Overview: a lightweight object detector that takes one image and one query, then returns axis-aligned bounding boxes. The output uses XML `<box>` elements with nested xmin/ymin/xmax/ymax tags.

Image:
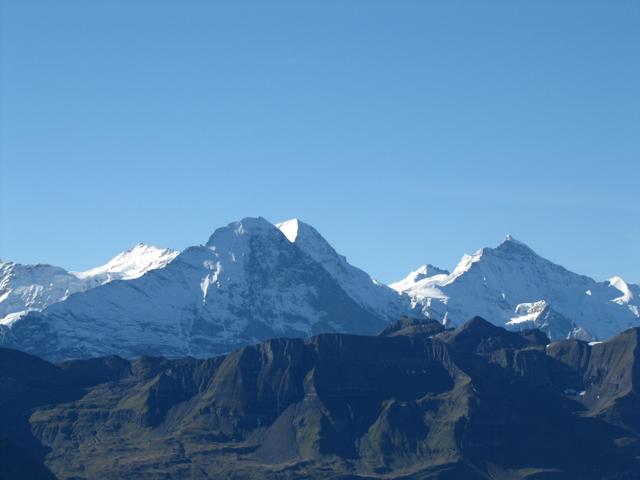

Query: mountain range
<box><xmin>391</xmin><ymin>235</ymin><xmax>639</xmax><ymax>340</ymax></box>
<box><xmin>1</xmin><ymin>217</ymin><xmax>638</xmax><ymax>361</ymax></box>
<box><xmin>0</xmin><ymin>218</ymin><xmax>413</xmax><ymax>361</ymax></box>
<box><xmin>391</xmin><ymin>236</ymin><xmax>640</xmax><ymax>340</ymax></box>
<box><xmin>2</xmin><ymin>316</ymin><xmax>639</xmax><ymax>479</ymax></box>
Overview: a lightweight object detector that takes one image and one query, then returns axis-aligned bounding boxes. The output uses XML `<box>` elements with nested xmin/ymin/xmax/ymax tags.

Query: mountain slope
<box><xmin>73</xmin><ymin>243</ymin><xmax>178</xmax><ymax>282</ymax></box>
<box><xmin>392</xmin><ymin>236</ymin><xmax>640</xmax><ymax>340</ymax></box>
<box><xmin>1</xmin><ymin>218</ymin><xmax>413</xmax><ymax>361</ymax></box>
<box><xmin>0</xmin><ymin>244</ymin><xmax>177</xmax><ymax>325</ymax></box>
<box><xmin>0</xmin><ymin>263</ymin><xmax>85</xmax><ymax>326</ymax></box>
<box><xmin>1</xmin><ymin>319</ymin><xmax>639</xmax><ymax>479</ymax></box>
<box><xmin>276</xmin><ymin>218</ymin><xmax>411</xmax><ymax>322</ymax></box>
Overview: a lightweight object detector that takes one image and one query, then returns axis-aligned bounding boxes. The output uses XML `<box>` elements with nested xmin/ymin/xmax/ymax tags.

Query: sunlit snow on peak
<box><xmin>74</xmin><ymin>243</ymin><xmax>178</xmax><ymax>281</ymax></box>
<box><xmin>276</xmin><ymin>218</ymin><xmax>300</xmax><ymax>243</ymax></box>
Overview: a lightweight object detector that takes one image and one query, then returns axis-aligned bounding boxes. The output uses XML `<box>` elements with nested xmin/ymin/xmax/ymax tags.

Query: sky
<box><xmin>1</xmin><ymin>0</ymin><xmax>638</xmax><ymax>284</ymax></box>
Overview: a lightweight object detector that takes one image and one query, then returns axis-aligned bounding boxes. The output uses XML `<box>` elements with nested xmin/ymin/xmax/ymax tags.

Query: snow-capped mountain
<box><xmin>1</xmin><ymin>217</ymin><xmax>414</xmax><ymax>361</ymax></box>
<box><xmin>391</xmin><ymin>235</ymin><xmax>640</xmax><ymax>340</ymax></box>
<box><xmin>0</xmin><ymin>244</ymin><xmax>178</xmax><ymax>325</ymax></box>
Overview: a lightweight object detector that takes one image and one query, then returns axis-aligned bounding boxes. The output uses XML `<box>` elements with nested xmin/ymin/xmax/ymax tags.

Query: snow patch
<box><xmin>276</xmin><ymin>218</ymin><xmax>300</xmax><ymax>243</ymax></box>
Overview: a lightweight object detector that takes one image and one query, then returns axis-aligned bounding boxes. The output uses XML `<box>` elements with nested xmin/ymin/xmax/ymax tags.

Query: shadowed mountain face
<box><xmin>1</xmin><ymin>318</ymin><xmax>640</xmax><ymax>479</ymax></box>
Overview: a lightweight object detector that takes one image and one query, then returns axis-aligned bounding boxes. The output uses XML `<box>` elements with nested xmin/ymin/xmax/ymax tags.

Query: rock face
<box><xmin>1</xmin><ymin>319</ymin><xmax>640</xmax><ymax>479</ymax></box>
<box><xmin>378</xmin><ymin>316</ymin><xmax>446</xmax><ymax>338</ymax></box>
<box><xmin>1</xmin><ymin>218</ymin><xmax>414</xmax><ymax>361</ymax></box>
<box><xmin>392</xmin><ymin>236</ymin><xmax>640</xmax><ymax>340</ymax></box>
<box><xmin>276</xmin><ymin>219</ymin><xmax>411</xmax><ymax>323</ymax></box>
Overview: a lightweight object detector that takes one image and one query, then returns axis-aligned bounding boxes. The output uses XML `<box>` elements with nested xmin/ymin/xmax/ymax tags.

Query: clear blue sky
<box><xmin>1</xmin><ymin>0</ymin><xmax>638</xmax><ymax>284</ymax></box>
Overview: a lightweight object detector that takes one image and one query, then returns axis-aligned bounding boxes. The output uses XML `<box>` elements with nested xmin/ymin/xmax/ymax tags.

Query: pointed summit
<box><xmin>413</xmin><ymin>264</ymin><xmax>450</xmax><ymax>280</ymax></box>
<box><xmin>461</xmin><ymin>315</ymin><xmax>501</xmax><ymax>333</ymax></box>
<box><xmin>441</xmin><ymin>315</ymin><xmax>549</xmax><ymax>353</ymax></box>
<box><xmin>495</xmin><ymin>234</ymin><xmax>535</xmax><ymax>255</ymax></box>
<box><xmin>205</xmin><ymin>217</ymin><xmax>278</xmax><ymax>248</ymax></box>
<box><xmin>390</xmin><ymin>264</ymin><xmax>449</xmax><ymax>292</ymax></box>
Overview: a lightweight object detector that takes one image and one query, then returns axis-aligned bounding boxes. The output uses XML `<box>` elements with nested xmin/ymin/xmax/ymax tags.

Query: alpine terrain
<box><xmin>1</xmin><ymin>219</ymin><xmax>637</xmax><ymax>362</ymax></box>
<box><xmin>1</xmin><ymin>317</ymin><xmax>639</xmax><ymax>479</ymax></box>
<box><xmin>0</xmin><ymin>218</ymin><xmax>414</xmax><ymax>361</ymax></box>
<box><xmin>0</xmin><ymin>244</ymin><xmax>178</xmax><ymax>325</ymax></box>
<box><xmin>392</xmin><ymin>236</ymin><xmax>640</xmax><ymax>341</ymax></box>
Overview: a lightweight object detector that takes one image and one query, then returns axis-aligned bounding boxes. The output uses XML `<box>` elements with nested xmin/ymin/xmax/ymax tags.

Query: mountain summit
<box><xmin>73</xmin><ymin>243</ymin><xmax>178</xmax><ymax>282</ymax></box>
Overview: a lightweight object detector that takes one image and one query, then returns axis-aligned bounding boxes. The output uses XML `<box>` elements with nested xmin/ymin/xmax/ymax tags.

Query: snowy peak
<box><xmin>412</xmin><ymin>264</ymin><xmax>450</xmax><ymax>281</ymax></box>
<box><xmin>206</xmin><ymin>216</ymin><xmax>277</xmax><ymax>248</ymax></box>
<box><xmin>199</xmin><ymin>217</ymin><xmax>297</xmax><ymax>288</ymax></box>
<box><xmin>451</xmin><ymin>235</ymin><xmax>536</xmax><ymax>277</ymax></box>
<box><xmin>499</xmin><ymin>234</ymin><xmax>532</xmax><ymax>250</ymax></box>
<box><xmin>494</xmin><ymin>234</ymin><xmax>538</xmax><ymax>258</ymax></box>
<box><xmin>74</xmin><ymin>243</ymin><xmax>178</xmax><ymax>282</ymax></box>
<box><xmin>444</xmin><ymin>238</ymin><xmax>529</xmax><ymax>280</ymax></box>
<box><xmin>449</xmin><ymin>236</ymin><xmax>537</xmax><ymax>276</ymax></box>
<box><xmin>454</xmin><ymin>235</ymin><xmax>560</xmax><ymax>285</ymax></box>
<box><xmin>389</xmin><ymin>264</ymin><xmax>449</xmax><ymax>292</ymax></box>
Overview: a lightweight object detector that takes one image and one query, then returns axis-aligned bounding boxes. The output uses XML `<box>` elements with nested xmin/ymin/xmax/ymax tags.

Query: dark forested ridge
<box><xmin>1</xmin><ymin>317</ymin><xmax>639</xmax><ymax>479</ymax></box>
